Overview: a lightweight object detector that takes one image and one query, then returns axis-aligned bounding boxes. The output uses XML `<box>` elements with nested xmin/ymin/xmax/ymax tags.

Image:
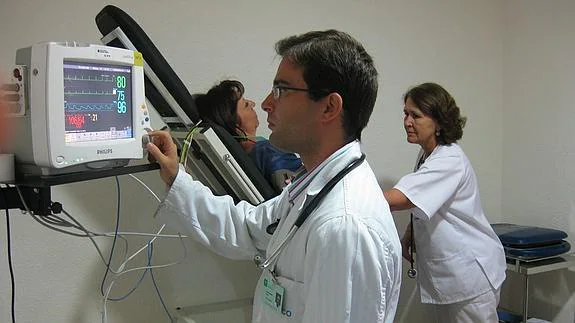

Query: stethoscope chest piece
<box><xmin>407</xmin><ymin>268</ymin><xmax>417</xmax><ymax>279</ymax></box>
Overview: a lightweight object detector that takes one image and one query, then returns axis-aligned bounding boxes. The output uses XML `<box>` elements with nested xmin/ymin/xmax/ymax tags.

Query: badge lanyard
<box><xmin>254</xmin><ymin>154</ymin><xmax>366</xmax><ymax>271</ymax></box>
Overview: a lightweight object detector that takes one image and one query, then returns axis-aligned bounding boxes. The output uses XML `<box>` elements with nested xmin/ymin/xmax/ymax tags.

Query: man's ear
<box><xmin>320</xmin><ymin>92</ymin><xmax>343</xmax><ymax>123</ymax></box>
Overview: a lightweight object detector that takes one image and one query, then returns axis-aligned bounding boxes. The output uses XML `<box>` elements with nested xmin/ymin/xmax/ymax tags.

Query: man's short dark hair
<box><xmin>275</xmin><ymin>30</ymin><xmax>378</xmax><ymax>142</ymax></box>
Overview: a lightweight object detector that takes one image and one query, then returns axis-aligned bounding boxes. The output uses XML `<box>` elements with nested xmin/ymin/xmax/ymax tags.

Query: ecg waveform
<box><xmin>64</xmin><ymin>74</ymin><xmax>115</xmax><ymax>83</ymax></box>
<box><xmin>65</xmin><ymin>102</ymin><xmax>115</xmax><ymax>111</ymax></box>
<box><xmin>64</xmin><ymin>90</ymin><xmax>115</xmax><ymax>96</ymax></box>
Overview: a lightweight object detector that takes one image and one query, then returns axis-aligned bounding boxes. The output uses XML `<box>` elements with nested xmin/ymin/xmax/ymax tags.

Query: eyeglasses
<box><xmin>271</xmin><ymin>85</ymin><xmax>329</xmax><ymax>100</ymax></box>
<box><xmin>271</xmin><ymin>85</ymin><xmax>311</xmax><ymax>100</ymax></box>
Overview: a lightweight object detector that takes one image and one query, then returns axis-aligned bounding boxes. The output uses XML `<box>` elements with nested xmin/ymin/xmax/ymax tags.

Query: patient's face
<box><xmin>236</xmin><ymin>97</ymin><xmax>259</xmax><ymax>136</ymax></box>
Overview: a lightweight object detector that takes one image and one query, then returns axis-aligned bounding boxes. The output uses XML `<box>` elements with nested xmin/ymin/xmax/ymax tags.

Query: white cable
<box><xmin>10</xmin><ymin>179</ymin><xmax>182</xmax><ymax>323</ymax></box>
<box><xmin>16</xmin><ymin>184</ymin><xmax>184</xmax><ymax>265</ymax></box>
<box><xmin>102</xmin><ymin>232</ymin><xmax>186</xmax><ymax>323</ymax></box>
<box><xmin>115</xmin><ymin>224</ymin><xmax>165</xmax><ymax>273</ymax></box>
<box><xmin>113</xmin><ymin>258</ymin><xmax>185</xmax><ymax>276</ymax></box>
<box><xmin>112</xmin><ymin>232</ymin><xmax>186</xmax><ymax>283</ymax></box>
<box><xmin>15</xmin><ymin>183</ymin><xmax>181</xmax><ymax>269</ymax></box>
<box><xmin>60</xmin><ymin>208</ymin><xmax>129</xmax><ymax>271</ymax></box>
<box><xmin>101</xmin><ymin>231</ymin><xmax>188</xmax><ymax>238</ymax></box>
<box><xmin>127</xmin><ymin>174</ymin><xmax>161</xmax><ymax>202</ymax></box>
<box><xmin>102</xmin><ymin>223</ymin><xmax>167</xmax><ymax>316</ymax></box>
<box><xmin>90</xmin><ymin>235</ymin><xmax>129</xmax><ymax>272</ymax></box>
<box><xmin>114</xmin><ymin>246</ymin><xmax>186</xmax><ymax>276</ymax></box>
<box><xmin>14</xmin><ymin>186</ymin><xmax>94</xmax><ymax>237</ymax></box>
<box><xmin>15</xmin><ymin>185</ymin><xmax>132</xmax><ymax>273</ymax></box>
<box><xmin>13</xmin><ymin>178</ymin><xmax>185</xmax><ymax>323</ymax></box>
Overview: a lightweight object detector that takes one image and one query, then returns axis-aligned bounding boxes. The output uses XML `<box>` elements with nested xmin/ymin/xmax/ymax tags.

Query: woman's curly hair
<box><xmin>404</xmin><ymin>82</ymin><xmax>467</xmax><ymax>145</ymax></box>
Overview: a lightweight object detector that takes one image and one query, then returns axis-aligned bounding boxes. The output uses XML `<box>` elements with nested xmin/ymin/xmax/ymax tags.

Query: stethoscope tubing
<box><xmin>258</xmin><ymin>226</ymin><xmax>297</xmax><ymax>269</ymax></box>
<box><xmin>255</xmin><ymin>154</ymin><xmax>366</xmax><ymax>271</ymax></box>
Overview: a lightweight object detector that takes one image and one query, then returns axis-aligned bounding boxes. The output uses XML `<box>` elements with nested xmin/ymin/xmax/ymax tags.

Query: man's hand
<box><xmin>146</xmin><ymin>130</ymin><xmax>179</xmax><ymax>187</ymax></box>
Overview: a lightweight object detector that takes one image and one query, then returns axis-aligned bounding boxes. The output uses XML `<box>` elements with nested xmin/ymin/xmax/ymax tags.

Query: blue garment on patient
<box><xmin>248</xmin><ymin>139</ymin><xmax>302</xmax><ymax>191</ymax></box>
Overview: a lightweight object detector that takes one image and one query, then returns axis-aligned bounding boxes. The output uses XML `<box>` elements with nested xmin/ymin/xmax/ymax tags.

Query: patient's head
<box><xmin>196</xmin><ymin>80</ymin><xmax>259</xmax><ymax>142</ymax></box>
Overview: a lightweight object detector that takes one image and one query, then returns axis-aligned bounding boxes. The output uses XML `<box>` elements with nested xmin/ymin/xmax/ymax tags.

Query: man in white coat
<box><xmin>147</xmin><ymin>29</ymin><xmax>402</xmax><ymax>323</ymax></box>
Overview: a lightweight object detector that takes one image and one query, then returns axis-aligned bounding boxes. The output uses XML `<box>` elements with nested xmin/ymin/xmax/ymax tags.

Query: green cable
<box><xmin>179</xmin><ymin>126</ymin><xmax>201</xmax><ymax>164</ymax></box>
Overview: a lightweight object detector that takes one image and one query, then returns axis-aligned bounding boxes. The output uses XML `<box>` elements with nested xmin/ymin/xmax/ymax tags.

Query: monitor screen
<box><xmin>64</xmin><ymin>61</ymin><xmax>133</xmax><ymax>143</ymax></box>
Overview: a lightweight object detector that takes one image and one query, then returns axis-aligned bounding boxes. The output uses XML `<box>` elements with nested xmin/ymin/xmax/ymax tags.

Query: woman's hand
<box><xmin>401</xmin><ymin>223</ymin><xmax>413</xmax><ymax>262</ymax></box>
<box><xmin>146</xmin><ymin>130</ymin><xmax>179</xmax><ymax>187</ymax></box>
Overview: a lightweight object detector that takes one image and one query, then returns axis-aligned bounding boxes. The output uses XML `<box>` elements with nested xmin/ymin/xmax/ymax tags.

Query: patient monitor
<box><xmin>8</xmin><ymin>42</ymin><xmax>149</xmax><ymax>175</ymax></box>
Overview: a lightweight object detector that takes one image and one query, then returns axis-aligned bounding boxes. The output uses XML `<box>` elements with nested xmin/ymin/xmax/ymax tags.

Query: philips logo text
<box><xmin>97</xmin><ymin>149</ymin><xmax>113</xmax><ymax>155</ymax></box>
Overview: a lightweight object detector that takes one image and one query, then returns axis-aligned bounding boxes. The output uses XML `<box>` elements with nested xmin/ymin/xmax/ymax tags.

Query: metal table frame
<box><xmin>505</xmin><ymin>253</ymin><xmax>575</xmax><ymax>322</ymax></box>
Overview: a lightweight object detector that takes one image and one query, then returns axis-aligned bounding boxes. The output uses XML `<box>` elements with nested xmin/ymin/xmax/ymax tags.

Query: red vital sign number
<box><xmin>66</xmin><ymin>114</ymin><xmax>85</xmax><ymax>129</ymax></box>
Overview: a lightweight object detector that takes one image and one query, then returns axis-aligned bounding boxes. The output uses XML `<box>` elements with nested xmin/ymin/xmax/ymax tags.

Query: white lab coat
<box><xmin>394</xmin><ymin>144</ymin><xmax>506</xmax><ymax>304</ymax></box>
<box><xmin>155</xmin><ymin>141</ymin><xmax>402</xmax><ymax>322</ymax></box>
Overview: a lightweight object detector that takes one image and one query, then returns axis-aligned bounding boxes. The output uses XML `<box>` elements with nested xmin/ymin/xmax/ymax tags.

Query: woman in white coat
<box><xmin>384</xmin><ymin>82</ymin><xmax>506</xmax><ymax>323</ymax></box>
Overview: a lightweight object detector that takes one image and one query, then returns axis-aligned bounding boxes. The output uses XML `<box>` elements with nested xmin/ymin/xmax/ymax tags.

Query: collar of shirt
<box><xmin>415</xmin><ymin>144</ymin><xmax>453</xmax><ymax>172</ymax></box>
<box><xmin>287</xmin><ymin>141</ymin><xmax>362</xmax><ymax>203</ymax></box>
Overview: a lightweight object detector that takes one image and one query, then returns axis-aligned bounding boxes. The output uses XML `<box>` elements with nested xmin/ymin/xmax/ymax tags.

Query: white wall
<box><xmin>0</xmin><ymin>1</ymin><xmax>504</xmax><ymax>322</ymax></box>
<box><xmin>501</xmin><ymin>1</ymin><xmax>575</xmax><ymax>322</ymax></box>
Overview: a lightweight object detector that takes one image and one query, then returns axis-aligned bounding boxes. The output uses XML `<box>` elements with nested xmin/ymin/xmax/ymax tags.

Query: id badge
<box><xmin>262</xmin><ymin>272</ymin><xmax>285</xmax><ymax>313</ymax></box>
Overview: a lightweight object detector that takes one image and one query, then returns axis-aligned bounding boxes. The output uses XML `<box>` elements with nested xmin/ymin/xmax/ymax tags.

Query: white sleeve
<box><xmin>302</xmin><ymin>216</ymin><xmax>397</xmax><ymax>323</ymax></box>
<box><xmin>394</xmin><ymin>154</ymin><xmax>463</xmax><ymax>220</ymax></box>
<box><xmin>154</xmin><ymin>165</ymin><xmax>277</xmax><ymax>260</ymax></box>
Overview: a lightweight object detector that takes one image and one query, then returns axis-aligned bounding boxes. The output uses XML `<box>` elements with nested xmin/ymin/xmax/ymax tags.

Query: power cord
<box><xmin>5</xmin><ymin>209</ymin><xmax>16</xmax><ymax>323</ymax></box>
<box><xmin>100</xmin><ymin>176</ymin><xmax>121</xmax><ymax>297</ymax></box>
<box><xmin>1</xmin><ymin>186</ymin><xmax>16</xmax><ymax>323</ymax></box>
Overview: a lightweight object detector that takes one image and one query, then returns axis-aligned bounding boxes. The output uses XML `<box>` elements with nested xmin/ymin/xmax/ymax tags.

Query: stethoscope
<box><xmin>407</xmin><ymin>151</ymin><xmax>426</xmax><ymax>279</ymax></box>
<box><xmin>254</xmin><ymin>154</ymin><xmax>366</xmax><ymax>270</ymax></box>
<box><xmin>407</xmin><ymin>215</ymin><xmax>417</xmax><ymax>279</ymax></box>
